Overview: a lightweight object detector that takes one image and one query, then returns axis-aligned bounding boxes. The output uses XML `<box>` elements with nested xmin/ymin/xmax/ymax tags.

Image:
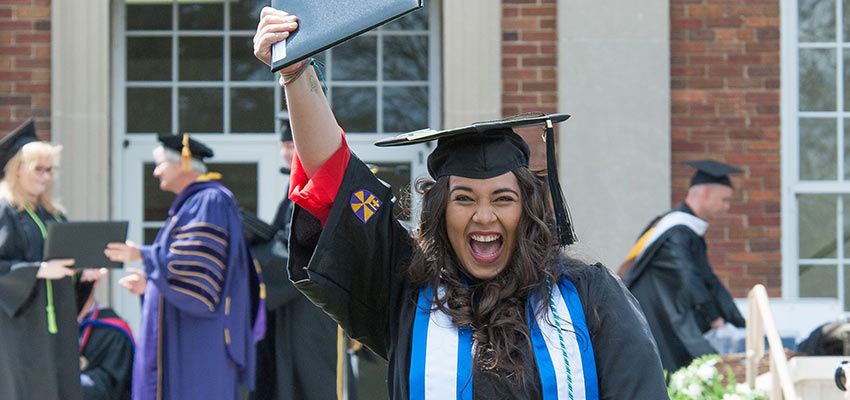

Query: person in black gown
<box><xmin>76</xmin><ymin>275</ymin><xmax>134</xmax><ymax>400</ymax></box>
<box><xmin>621</xmin><ymin>160</ymin><xmax>746</xmax><ymax>373</ymax></box>
<box><xmin>249</xmin><ymin>124</ymin><xmax>353</xmax><ymax>400</ymax></box>
<box><xmin>0</xmin><ymin>119</ymin><xmax>100</xmax><ymax>400</ymax></box>
<box><xmin>253</xmin><ymin>8</ymin><xmax>669</xmax><ymax>399</ymax></box>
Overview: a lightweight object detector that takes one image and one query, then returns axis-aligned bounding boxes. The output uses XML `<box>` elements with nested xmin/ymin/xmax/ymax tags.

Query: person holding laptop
<box><xmin>0</xmin><ymin>119</ymin><xmax>97</xmax><ymax>400</ymax></box>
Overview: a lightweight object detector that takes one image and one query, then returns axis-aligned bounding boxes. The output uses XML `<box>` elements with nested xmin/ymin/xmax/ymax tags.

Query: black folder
<box><xmin>270</xmin><ymin>0</ymin><xmax>423</xmax><ymax>72</ymax></box>
<box><xmin>239</xmin><ymin>208</ymin><xmax>276</xmax><ymax>244</ymax></box>
<box><xmin>44</xmin><ymin>221</ymin><xmax>129</xmax><ymax>269</ymax></box>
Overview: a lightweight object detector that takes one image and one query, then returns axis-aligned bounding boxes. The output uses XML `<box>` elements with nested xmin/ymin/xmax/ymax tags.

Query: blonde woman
<box><xmin>0</xmin><ymin>119</ymin><xmax>82</xmax><ymax>400</ymax></box>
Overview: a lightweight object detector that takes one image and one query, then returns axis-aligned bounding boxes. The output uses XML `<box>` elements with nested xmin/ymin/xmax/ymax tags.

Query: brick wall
<box><xmin>502</xmin><ymin>0</ymin><xmax>557</xmax><ymax>175</ymax></box>
<box><xmin>0</xmin><ymin>0</ymin><xmax>51</xmax><ymax>139</ymax></box>
<box><xmin>670</xmin><ymin>0</ymin><xmax>782</xmax><ymax>297</ymax></box>
<box><xmin>502</xmin><ymin>0</ymin><xmax>557</xmax><ymax>117</ymax></box>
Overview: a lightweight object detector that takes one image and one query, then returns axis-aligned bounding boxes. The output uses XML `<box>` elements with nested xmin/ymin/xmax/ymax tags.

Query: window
<box><xmin>116</xmin><ymin>0</ymin><xmax>439</xmax><ymax>225</ymax></box>
<box><xmin>784</xmin><ymin>0</ymin><xmax>850</xmax><ymax>308</ymax></box>
<box><xmin>122</xmin><ymin>0</ymin><xmax>285</xmax><ymax>135</ymax></box>
<box><xmin>311</xmin><ymin>4</ymin><xmax>436</xmax><ymax>135</ymax></box>
<box><xmin>121</xmin><ymin>0</ymin><xmax>438</xmax><ymax>137</ymax></box>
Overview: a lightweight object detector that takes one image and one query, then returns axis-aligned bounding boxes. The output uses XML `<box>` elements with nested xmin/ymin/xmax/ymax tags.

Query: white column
<box><xmin>51</xmin><ymin>0</ymin><xmax>112</xmax><ymax>302</ymax></box>
<box><xmin>558</xmin><ymin>0</ymin><xmax>671</xmax><ymax>268</ymax></box>
<box><xmin>51</xmin><ymin>0</ymin><xmax>111</xmax><ymax>219</ymax></box>
<box><xmin>442</xmin><ymin>0</ymin><xmax>501</xmax><ymax>127</ymax></box>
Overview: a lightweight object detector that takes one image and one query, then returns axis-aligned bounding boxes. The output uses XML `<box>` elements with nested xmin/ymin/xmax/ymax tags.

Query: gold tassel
<box><xmin>337</xmin><ymin>326</ymin><xmax>344</xmax><ymax>400</ymax></box>
<box><xmin>181</xmin><ymin>133</ymin><xmax>192</xmax><ymax>171</ymax></box>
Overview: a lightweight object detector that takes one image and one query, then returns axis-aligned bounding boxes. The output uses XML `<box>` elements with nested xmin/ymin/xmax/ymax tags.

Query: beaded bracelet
<box><xmin>280</xmin><ymin>58</ymin><xmax>315</xmax><ymax>86</ymax></box>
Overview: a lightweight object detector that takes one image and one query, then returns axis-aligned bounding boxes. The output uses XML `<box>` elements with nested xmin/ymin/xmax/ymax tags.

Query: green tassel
<box><xmin>25</xmin><ymin>206</ymin><xmax>57</xmax><ymax>335</ymax></box>
<box><xmin>45</xmin><ymin>280</ymin><xmax>57</xmax><ymax>334</ymax></box>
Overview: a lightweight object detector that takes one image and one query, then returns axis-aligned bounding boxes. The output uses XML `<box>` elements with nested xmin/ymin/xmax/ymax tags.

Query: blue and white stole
<box><xmin>409</xmin><ymin>279</ymin><xmax>599</xmax><ymax>400</ymax></box>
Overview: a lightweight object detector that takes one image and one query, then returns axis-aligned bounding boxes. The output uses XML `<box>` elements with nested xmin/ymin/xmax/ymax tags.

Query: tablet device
<box><xmin>44</xmin><ymin>221</ymin><xmax>129</xmax><ymax>269</ymax></box>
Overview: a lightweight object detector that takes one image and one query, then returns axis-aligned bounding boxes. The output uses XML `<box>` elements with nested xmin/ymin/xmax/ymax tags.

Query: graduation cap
<box><xmin>686</xmin><ymin>159</ymin><xmax>742</xmax><ymax>188</ymax></box>
<box><xmin>157</xmin><ymin>133</ymin><xmax>214</xmax><ymax>171</ymax></box>
<box><xmin>0</xmin><ymin>118</ymin><xmax>38</xmax><ymax>180</ymax></box>
<box><xmin>375</xmin><ymin>112</ymin><xmax>577</xmax><ymax>246</ymax></box>
<box><xmin>280</xmin><ymin>123</ymin><xmax>293</xmax><ymax>142</ymax></box>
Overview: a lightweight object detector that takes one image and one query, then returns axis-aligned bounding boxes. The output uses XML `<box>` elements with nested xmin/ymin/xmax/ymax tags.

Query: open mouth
<box><xmin>468</xmin><ymin>233</ymin><xmax>503</xmax><ymax>264</ymax></box>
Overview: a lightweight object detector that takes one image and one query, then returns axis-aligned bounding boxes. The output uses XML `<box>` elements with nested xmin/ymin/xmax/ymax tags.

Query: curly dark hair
<box><xmin>408</xmin><ymin>167</ymin><xmax>561</xmax><ymax>383</ymax></box>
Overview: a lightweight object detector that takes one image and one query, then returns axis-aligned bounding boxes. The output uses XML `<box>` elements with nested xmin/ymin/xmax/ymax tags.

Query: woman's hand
<box><xmin>119</xmin><ymin>268</ymin><xmax>147</xmax><ymax>296</ymax></box>
<box><xmin>104</xmin><ymin>241</ymin><xmax>142</xmax><ymax>263</ymax></box>
<box><xmin>710</xmin><ymin>317</ymin><xmax>726</xmax><ymax>330</ymax></box>
<box><xmin>252</xmin><ymin>6</ymin><xmax>342</xmax><ymax>178</ymax></box>
<box><xmin>36</xmin><ymin>258</ymin><xmax>76</xmax><ymax>280</ymax></box>
<box><xmin>79</xmin><ymin>268</ymin><xmax>108</xmax><ymax>283</ymax></box>
<box><xmin>252</xmin><ymin>7</ymin><xmax>299</xmax><ymax>69</ymax></box>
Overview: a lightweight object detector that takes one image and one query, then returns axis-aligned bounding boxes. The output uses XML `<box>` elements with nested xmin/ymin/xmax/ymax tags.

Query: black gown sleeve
<box><xmin>663</xmin><ymin>228</ymin><xmax>722</xmax><ymax>326</ymax></box>
<box><xmin>574</xmin><ymin>263</ymin><xmax>669</xmax><ymax>400</ymax></box>
<box><xmin>80</xmin><ymin>325</ymin><xmax>134</xmax><ymax>400</ymax></box>
<box><xmin>0</xmin><ymin>202</ymin><xmax>40</xmax><ymax>317</ymax></box>
<box><xmin>252</xmin><ymin>229</ymin><xmax>301</xmax><ymax>310</ymax></box>
<box><xmin>261</xmin><ymin>194</ymin><xmax>302</xmax><ymax>310</ymax></box>
<box><xmin>641</xmin><ymin>228</ymin><xmax>719</xmax><ymax>359</ymax></box>
<box><xmin>699</xmin><ymin>259</ymin><xmax>746</xmax><ymax>328</ymax></box>
<box><xmin>288</xmin><ymin>155</ymin><xmax>412</xmax><ymax>358</ymax></box>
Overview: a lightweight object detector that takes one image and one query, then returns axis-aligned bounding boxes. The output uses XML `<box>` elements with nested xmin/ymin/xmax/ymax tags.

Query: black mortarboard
<box><xmin>157</xmin><ymin>133</ymin><xmax>214</xmax><ymax>161</ymax></box>
<box><xmin>376</xmin><ymin>113</ymin><xmax>577</xmax><ymax>246</ymax></box>
<box><xmin>0</xmin><ymin>118</ymin><xmax>38</xmax><ymax>179</ymax></box>
<box><xmin>686</xmin><ymin>159</ymin><xmax>742</xmax><ymax>188</ymax></box>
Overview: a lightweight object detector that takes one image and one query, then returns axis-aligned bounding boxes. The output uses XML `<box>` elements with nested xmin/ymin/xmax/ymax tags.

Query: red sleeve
<box><xmin>288</xmin><ymin>131</ymin><xmax>351</xmax><ymax>225</ymax></box>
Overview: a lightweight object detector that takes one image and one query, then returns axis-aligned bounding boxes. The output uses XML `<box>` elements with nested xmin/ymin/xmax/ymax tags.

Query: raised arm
<box><xmin>253</xmin><ymin>7</ymin><xmax>341</xmax><ymax>178</ymax></box>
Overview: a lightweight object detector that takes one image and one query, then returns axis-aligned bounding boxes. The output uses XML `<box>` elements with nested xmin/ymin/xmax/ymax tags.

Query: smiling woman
<box><xmin>254</xmin><ymin>7</ymin><xmax>669</xmax><ymax>399</ymax></box>
<box><xmin>444</xmin><ymin>173</ymin><xmax>523</xmax><ymax>280</ymax></box>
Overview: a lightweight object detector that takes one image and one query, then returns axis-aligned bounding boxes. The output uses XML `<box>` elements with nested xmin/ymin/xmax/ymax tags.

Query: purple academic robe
<box><xmin>134</xmin><ymin>181</ymin><xmax>256</xmax><ymax>400</ymax></box>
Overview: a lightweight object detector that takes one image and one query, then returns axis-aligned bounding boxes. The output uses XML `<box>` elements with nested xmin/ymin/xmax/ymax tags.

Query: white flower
<box><xmin>697</xmin><ymin>363</ymin><xmax>716</xmax><ymax>381</ymax></box>
<box><xmin>722</xmin><ymin>394</ymin><xmax>742</xmax><ymax>400</ymax></box>
<box><xmin>671</xmin><ymin>371</ymin><xmax>687</xmax><ymax>390</ymax></box>
<box><xmin>683</xmin><ymin>383</ymin><xmax>702</xmax><ymax>397</ymax></box>
<box><xmin>734</xmin><ymin>383</ymin><xmax>752</xmax><ymax>394</ymax></box>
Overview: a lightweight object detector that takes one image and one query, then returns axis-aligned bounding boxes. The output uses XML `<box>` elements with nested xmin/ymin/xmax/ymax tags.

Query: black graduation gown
<box><xmin>288</xmin><ymin>155</ymin><xmax>669</xmax><ymax>399</ymax></box>
<box><xmin>80</xmin><ymin>308</ymin><xmax>134</xmax><ymax>400</ymax></box>
<box><xmin>622</xmin><ymin>203</ymin><xmax>746</xmax><ymax>373</ymax></box>
<box><xmin>0</xmin><ymin>198</ymin><xmax>81</xmax><ymax>400</ymax></box>
<box><xmin>251</xmin><ymin>186</ymin><xmax>343</xmax><ymax>400</ymax></box>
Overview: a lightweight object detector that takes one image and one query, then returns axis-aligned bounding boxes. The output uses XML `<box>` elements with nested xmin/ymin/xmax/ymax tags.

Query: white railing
<box><xmin>746</xmin><ymin>284</ymin><xmax>798</xmax><ymax>399</ymax></box>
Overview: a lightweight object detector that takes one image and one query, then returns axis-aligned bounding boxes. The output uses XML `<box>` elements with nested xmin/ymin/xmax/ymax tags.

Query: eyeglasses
<box><xmin>32</xmin><ymin>166</ymin><xmax>57</xmax><ymax>176</ymax></box>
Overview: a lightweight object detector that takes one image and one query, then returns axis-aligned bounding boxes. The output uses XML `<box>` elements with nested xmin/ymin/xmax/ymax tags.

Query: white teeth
<box><xmin>470</xmin><ymin>234</ymin><xmax>500</xmax><ymax>243</ymax></box>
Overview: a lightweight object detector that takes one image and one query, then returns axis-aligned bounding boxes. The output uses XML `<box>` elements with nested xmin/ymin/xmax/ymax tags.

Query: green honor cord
<box><xmin>24</xmin><ymin>206</ymin><xmax>58</xmax><ymax>335</ymax></box>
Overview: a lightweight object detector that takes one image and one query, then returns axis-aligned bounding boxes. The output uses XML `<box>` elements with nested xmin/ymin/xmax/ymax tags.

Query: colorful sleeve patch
<box><xmin>350</xmin><ymin>189</ymin><xmax>382</xmax><ymax>223</ymax></box>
